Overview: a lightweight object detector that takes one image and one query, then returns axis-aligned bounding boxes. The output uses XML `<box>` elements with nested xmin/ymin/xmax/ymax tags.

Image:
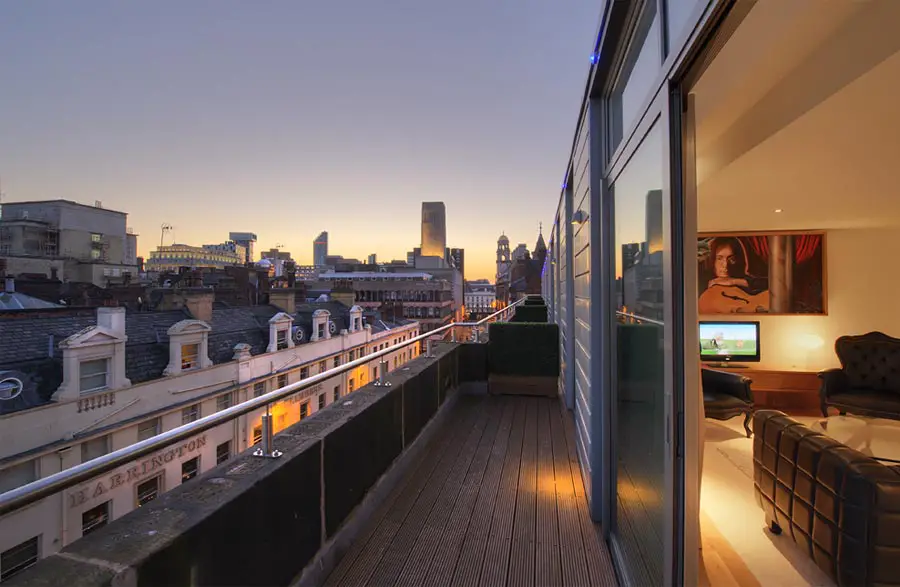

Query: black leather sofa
<box><xmin>819</xmin><ymin>332</ymin><xmax>900</xmax><ymax>419</ymax></box>
<box><xmin>702</xmin><ymin>368</ymin><xmax>754</xmax><ymax>437</ymax></box>
<box><xmin>753</xmin><ymin>410</ymin><xmax>900</xmax><ymax>586</ymax></box>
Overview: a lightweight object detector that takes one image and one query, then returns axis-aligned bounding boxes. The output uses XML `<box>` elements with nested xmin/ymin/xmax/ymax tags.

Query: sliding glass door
<box><xmin>607</xmin><ymin>89</ymin><xmax>679</xmax><ymax>585</ymax></box>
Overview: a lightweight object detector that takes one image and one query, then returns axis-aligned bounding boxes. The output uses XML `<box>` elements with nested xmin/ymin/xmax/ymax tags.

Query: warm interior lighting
<box><xmin>774</xmin><ymin>208</ymin><xmax>783</xmax><ymax>213</ymax></box>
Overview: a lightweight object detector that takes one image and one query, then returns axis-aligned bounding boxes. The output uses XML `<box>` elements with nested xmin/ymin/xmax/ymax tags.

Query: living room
<box><xmin>684</xmin><ymin>1</ymin><xmax>900</xmax><ymax>585</ymax></box>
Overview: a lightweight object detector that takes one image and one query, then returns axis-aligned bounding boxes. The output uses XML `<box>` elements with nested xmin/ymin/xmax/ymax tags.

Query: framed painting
<box><xmin>697</xmin><ymin>231</ymin><xmax>826</xmax><ymax>315</ymax></box>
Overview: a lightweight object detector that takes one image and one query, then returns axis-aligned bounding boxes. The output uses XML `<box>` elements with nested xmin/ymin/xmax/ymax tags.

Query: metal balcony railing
<box><xmin>0</xmin><ymin>298</ymin><xmax>524</xmax><ymax>518</ymax></box>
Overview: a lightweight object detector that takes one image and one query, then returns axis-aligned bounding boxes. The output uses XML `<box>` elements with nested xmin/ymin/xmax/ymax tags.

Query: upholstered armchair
<box><xmin>819</xmin><ymin>332</ymin><xmax>900</xmax><ymax>420</ymax></box>
<box><xmin>702</xmin><ymin>368</ymin><xmax>754</xmax><ymax>437</ymax></box>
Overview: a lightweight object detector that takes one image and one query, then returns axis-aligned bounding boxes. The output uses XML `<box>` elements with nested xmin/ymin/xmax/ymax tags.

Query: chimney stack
<box><xmin>96</xmin><ymin>307</ymin><xmax>126</xmax><ymax>336</ymax></box>
<box><xmin>3</xmin><ymin>277</ymin><xmax>13</xmax><ymax>293</ymax></box>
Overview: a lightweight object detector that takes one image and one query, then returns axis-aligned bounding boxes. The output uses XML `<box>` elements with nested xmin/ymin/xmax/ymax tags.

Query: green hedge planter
<box><xmin>487</xmin><ymin>322</ymin><xmax>559</xmax><ymax>397</ymax></box>
<box><xmin>523</xmin><ymin>295</ymin><xmax>545</xmax><ymax>306</ymax></box>
<box><xmin>512</xmin><ymin>304</ymin><xmax>548</xmax><ymax>323</ymax></box>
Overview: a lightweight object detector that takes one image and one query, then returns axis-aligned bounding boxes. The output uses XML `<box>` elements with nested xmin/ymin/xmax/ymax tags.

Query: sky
<box><xmin>0</xmin><ymin>0</ymin><xmax>601</xmax><ymax>281</ymax></box>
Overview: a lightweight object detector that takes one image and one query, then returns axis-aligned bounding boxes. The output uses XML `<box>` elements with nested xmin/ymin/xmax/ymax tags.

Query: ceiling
<box><xmin>692</xmin><ymin>0</ymin><xmax>900</xmax><ymax>232</ymax></box>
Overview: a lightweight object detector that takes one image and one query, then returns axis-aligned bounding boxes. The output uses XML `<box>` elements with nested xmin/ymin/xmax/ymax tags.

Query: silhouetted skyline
<box><xmin>0</xmin><ymin>0</ymin><xmax>600</xmax><ymax>280</ymax></box>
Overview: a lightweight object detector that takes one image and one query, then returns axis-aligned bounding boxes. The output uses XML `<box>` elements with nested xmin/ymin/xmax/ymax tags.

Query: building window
<box><xmin>253</xmin><ymin>381</ymin><xmax>266</xmax><ymax>397</ymax></box>
<box><xmin>181</xmin><ymin>457</ymin><xmax>200</xmax><ymax>483</ymax></box>
<box><xmin>91</xmin><ymin>233</ymin><xmax>101</xmax><ymax>243</ymax></box>
<box><xmin>333</xmin><ymin>356</ymin><xmax>341</xmax><ymax>368</ymax></box>
<box><xmin>136</xmin><ymin>476</ymin><xmax>161</xmax><ymax>507</ymax></box>
<box><xmin>81</xmin><ymin>435</ymin><xmax>109</xmax><ymax>463</ymax></box>
<box><xmin>90</xmin><ymin>249</ymin><xmax>101</xmax><ymax>260</ymax></box>
<box><xmin>216</xmin><ymin>441</ymin><xmax>231</xmax><ymax>465</ymax></box>
<box><xmin>79</xmin><ymin>358</ymin><xmax>109</xmax><ymax>394</ymax></box>
<box><xmin>318</xmin><ymin>394</ymin><xmax>326</xmax><ymax>410</ymax></box>
<box><xmin>300</xmin><ymin>367</ymin><xmax>309</xmax><ymax>380</ymax></box>
<box><xmin>216</xmin><ymin>393</ymin><xmax>232</xmax><ymax>412</ymax></box>
<box><xmin>137</xmin><ymin>418</ymin><xmax>160</xmax><ymax>441</ymax></box>
<box><xmin>277</xmin><ymin>374</ymin><xmax>287</xmax><ymax>389</ymax></box>
<box><xmin>333</xmin><ymin>386</ymin><xmax>340</xmax><ymax>402</ymax></box>
<box><xmin>348</xmin><ymin>349</ymin><xmax>355</xmax><ymax>361</ymax></box>
<box><xmin>81</xmin><ymin>501</ymin><xmax>110</xmax><ymax>537</ymax></box>
<box><xmin>373</xmin><ymin>366</ymin><xmax>378</xmax><ymax>380</ymax></box>
<box><xmin>300</xmin><ymin>402</ymin><xmax>309</xmax><ymax>420</ymax></box>
<box><xmin>349</xmin><ymin>378</ymin><xmax>355</xmax><ymax>393</ymax></box>
<box><xmin>318</xmin><ymin>360</ymin><xmax>327</xmax><ymax>374</ymax></box>
<box><xmin>276</xmin><ymin>329</ymin><xmax>288</xmax><ymax>350</ymax></box>
<box><xmin>181</xmin><ymin>343</ymin><xmax>200</xmax><ymax>371</ymax></box>
<box><xmin>182</xmin><ymin>404</ymin><xmax>200</xmax><ymax>425</ymax></box>
<box><xmin>253</xmin><ymin>426</ymin><xmax>262</xmax><ymax>445</ymax></box>
<box><xmin>317</xmin><ymin>323</ymin><xmax>325</xmax><ymax>339</ymax></box>
<box><xmin>0</xmin><ymin>460</ymin><xmax>37</xmax><ymax>494</ymax></box>
<box><xmin>0</xmin><ymin>536</ymin><xmax>39</xmax><ymax>582</ymax></box>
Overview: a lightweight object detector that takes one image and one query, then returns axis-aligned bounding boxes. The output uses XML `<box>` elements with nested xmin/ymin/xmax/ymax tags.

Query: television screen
<box><xmin>699</xmin><ymin>321</ymin><xmax>760</xmax><ymax>362</ymax></box>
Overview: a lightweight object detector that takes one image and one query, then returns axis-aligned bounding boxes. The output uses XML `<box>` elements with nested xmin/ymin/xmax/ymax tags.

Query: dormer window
<box><xmin>79</xmin><ymin>359</ymin><xmax>109</xmax><ymax>394</ymax></box>
<box><xmin>267</xmin><ymin>312</ymin><xmax>295</xmax><ymax>353</ymax></box>
<box><xmin>311</xmin><ymin>309</ymin><xmax>332</xmax><ymax>341</ymax></box>
<box><xmin>163</xmin><ymin>320</ymin><xmax>212</xmax><ymax>377</ymax></box>
<box><xmin>181</xmin><ymin>344</ymin><xmax>200</xmax><ymax>371</ymax></box>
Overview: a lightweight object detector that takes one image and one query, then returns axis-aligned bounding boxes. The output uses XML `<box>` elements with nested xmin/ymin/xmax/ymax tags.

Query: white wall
<box><xmin>700</xmin><ymin>228</ymin><xmax>900</xmax><ymax>371</ymax></box>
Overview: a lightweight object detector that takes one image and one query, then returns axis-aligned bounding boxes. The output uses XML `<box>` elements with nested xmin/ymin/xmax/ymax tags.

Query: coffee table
<box><xmin>810</xmin><ymin>415</ymin><xmax>900</xmax><ymax>464</ymax></box>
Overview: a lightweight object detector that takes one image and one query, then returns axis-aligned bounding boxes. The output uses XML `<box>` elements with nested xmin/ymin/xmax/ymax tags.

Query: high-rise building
<box><xmin>228</xmin><ymin>232</ymin><xmax>257</xmax><ymax>265</ymax></box>
<box><xmin>367</xmin><ymin>253</ymin><xmax>377</xmax><ymax>265</ymax></box>
<box><xmin>313</xmin><ymin>232</ymin><xmax>328</xmax><ymax>267</ymax></box>
<box><xmin>420</xmin><ymin>202</ymin><xmax>446</xmax><ymax>258</ymax></box>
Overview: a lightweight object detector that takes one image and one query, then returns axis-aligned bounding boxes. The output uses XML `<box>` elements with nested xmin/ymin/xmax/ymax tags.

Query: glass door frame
<box><xmin>600</xmin><ymin>83</ymin><xmax>684</xmax><ymax>587</ymax></box>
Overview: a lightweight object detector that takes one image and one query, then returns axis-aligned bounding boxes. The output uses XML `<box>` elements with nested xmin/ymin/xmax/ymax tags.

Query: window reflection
<box><xmin>609</xmin><ymin>1</ymin><xmax>661</xmax><ymax>155</ymax></box>
<box><xmin>612</xmin><ymin>119</ymin><xmax>667</xmax><ymax>587</ymax></box>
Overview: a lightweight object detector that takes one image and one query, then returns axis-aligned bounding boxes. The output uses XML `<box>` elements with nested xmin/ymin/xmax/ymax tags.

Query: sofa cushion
<box><xmin>836</xmin><ymin>333</ymin><xmax>900</xmax><ymax>393</ymax></box>
<box><xmin>828</xmin><ymin>391</ymin><xmax>900</xmax><ymax>416</ymax></box>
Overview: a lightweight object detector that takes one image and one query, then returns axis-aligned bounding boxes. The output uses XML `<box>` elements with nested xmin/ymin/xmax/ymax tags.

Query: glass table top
<box><xmin>810</xmin><ymin>415</ymin><xmax>900</xmax><ymax>464</ymax></box>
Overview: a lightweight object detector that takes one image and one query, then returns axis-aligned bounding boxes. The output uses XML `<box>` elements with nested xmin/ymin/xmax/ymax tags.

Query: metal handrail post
<box><xmin>253</xmin><ymin>405</ymin><xmax>282</xmax><ymax>459</ymax></box>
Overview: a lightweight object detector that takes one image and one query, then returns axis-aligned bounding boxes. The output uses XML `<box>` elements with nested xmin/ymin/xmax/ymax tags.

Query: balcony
<box><xmin>1</xmin><ymin>305</ymin><xmax>617</xmax><ymax>587</ymax></box>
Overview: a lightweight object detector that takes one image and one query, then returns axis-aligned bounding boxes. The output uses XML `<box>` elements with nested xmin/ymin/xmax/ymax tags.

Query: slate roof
<box><xmin>0</xmin><ymin>300</ymin><xmax>412</xmax><ymax>416</ymax></box>
<box><xmin>0</xmin><ymin>292</ymin><xmax>63</xmax><ymax>311</ymax></box>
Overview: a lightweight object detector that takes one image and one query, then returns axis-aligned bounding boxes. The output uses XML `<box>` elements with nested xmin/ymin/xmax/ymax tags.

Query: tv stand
<box><xmin>702</xmin><ymin>365</ymin><xmax>820</xmax><ymax>411</ymax></box>
<box><xmin>707</xmin><ymin>362</ymin><xmax>750</xmax><ymax>369</ymax></box>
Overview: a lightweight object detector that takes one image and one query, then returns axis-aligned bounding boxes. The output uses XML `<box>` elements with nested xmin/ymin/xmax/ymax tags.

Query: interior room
<box><xmin>686</xmin><ymin>1</ymin><xmax>900</xmax><ymax>584</ymax></box>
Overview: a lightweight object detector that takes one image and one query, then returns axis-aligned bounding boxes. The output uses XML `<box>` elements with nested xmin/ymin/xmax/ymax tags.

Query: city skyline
<box><xmin>0</xmin><ymin>0</ymin><xmax>600</xmax><ymax>281</ymax></box>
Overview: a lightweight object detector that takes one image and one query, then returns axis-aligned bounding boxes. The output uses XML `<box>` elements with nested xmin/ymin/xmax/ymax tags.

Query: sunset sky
<box><xmin>0</xmin><ymin>1</ymin><xmax>600</xmax><ymax>281</ymax></box>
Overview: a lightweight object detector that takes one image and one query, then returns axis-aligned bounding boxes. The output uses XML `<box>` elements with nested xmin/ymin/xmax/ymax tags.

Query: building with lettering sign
<box><xmin>0</xmin><ymin>290</ymin><xmax>419</xmax><ymax>569</ymax></box>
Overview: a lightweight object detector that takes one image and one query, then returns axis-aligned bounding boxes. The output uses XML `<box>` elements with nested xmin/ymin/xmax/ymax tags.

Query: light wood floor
<box><xmin>699</xmin><ymin>511</ymin><xmax>762</xmax><ymax>587</ymax></box>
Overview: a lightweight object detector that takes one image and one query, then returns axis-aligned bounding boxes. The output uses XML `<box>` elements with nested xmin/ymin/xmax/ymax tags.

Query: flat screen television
<box><xmin>699</xmin><ymin>321</ymin><xmax>760</xmax><ymax>364</ymax></box>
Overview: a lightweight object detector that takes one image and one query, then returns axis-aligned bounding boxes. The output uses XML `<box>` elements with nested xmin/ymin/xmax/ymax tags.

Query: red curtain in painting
<box><xmin>744</xmin><ymin>234</ymin><xmax>820</xmax><ymax>264</ymax></box>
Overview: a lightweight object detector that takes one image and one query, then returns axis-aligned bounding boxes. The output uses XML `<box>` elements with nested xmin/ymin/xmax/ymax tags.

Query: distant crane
<box><xmin>160</xmin><ymin>224</ymin><xmax>173</xmax><ymax>248</ymax></box>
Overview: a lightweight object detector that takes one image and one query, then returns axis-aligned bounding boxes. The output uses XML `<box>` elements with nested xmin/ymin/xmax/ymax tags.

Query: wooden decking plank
<box><xmin>534</xmin><ymin>398</ymin><xmax>562</xmax><ymax>587</ymax></box>
<box><xmin>476</xmin><ymin>397</ymin><xmax>528</xmax><ymax>587</ymax></box>
<box><xmin>425</xmin><ymin>396</ymin><xmax>514</xmax><ymax>585</ymax></box>
<box><xmin>508</xmin><ymin>398</ymin><xmax>539</xmax><ymax>587</ymax></box>
<box><xmin>364</xmin><ymin>398</ymin><xmax>491</xmax><ymax>586</ymax></box>
<box><xmin>550</xmin><ymin>400</ymin><xmax>591</xmax><ymax>587</ymax></box>
<box><xmin>449</xmin><ymin>398</ymin><xmax>518</xmax><ymax>587</ymax></box>
<box><xmin>565</xmin><ymin>406</ymin><xmax>619</xmax><ymax>587</ymax></box>
<box><xmin>327</xmin><ymin>397</ymin><xmax>481</xmax><ymax>586</ymax></box>
<box><xmin>393</xmin><ymin>396</ymin><xmax>495</xmax><ymax>586</ymax></box>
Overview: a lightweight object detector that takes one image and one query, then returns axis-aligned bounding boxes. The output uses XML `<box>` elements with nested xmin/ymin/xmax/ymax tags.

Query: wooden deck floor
<box><xmin>326</xmin><ymin>392</ymin><xmax>618</xmax><ymax>587</ymax></box>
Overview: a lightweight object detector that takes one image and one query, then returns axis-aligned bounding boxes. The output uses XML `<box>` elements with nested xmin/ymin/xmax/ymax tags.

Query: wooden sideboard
<box><xmin>704</xmin><ymin>366</ymin><xmax>821</xmax><ymax>412</ymax></box>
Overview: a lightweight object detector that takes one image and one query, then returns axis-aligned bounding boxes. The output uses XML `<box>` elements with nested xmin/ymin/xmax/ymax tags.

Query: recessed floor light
<box><xmin>774</xmin><ymin>209</ymin><xmax>783</xmax><ymax>213</ymax></box>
